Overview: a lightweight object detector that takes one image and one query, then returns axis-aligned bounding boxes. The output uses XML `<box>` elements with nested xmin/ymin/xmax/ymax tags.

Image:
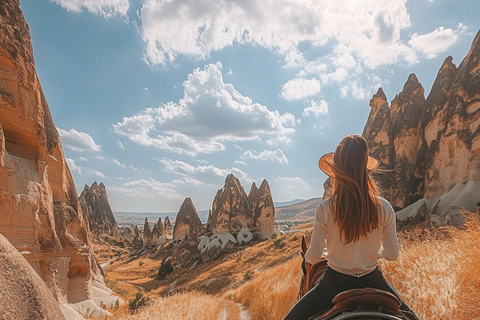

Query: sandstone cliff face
<box><xmin>0</xmin><ymin>234</ymin><xmax>66</xmax><ymax>320</ymax></box>
<box><xmin>208</xmin><ymin>174</ymin><xmax>275</xmax><ymax>237</ymax></box>
<box><xmin>0</xmin><ymin>0</ymin><xmax>99</xmax><ymax>314</ymax></box>
<box><xmin>360</xmin><ymin>30</ymin><xmax>480</xmax><ymax>226</ymax></box>
<box><xmin>79</xmin><ymin>182</ymin><xmax>118</xmax><ymax>237</ymax></box>
<box><xmin>173</xmin><ymin>197</ymin><xmax>204</xmax><ymax>242</ymax></box>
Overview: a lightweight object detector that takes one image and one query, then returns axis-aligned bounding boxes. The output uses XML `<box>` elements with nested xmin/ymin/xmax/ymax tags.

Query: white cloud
<box><xmin>266</xmin><ymin>135</ymin><xmax>292</xmax><ymax>146</ymax></box>
<box><xmin>66</xmin><ymin>158</ymin><xmax>82</xmax><ymax>174</ymax></box>
<box><xmin>409</xmin><ymin>25</ymin><xmax>466</xmax><ymax>59</ymax></box>
<box><xmin>242</xmin><ymin>149</ymin><xmax>288</xmax><ymax>164</ymax></box>
<box><xmin>51</xmin><ymin>0</ymin><xmax>129</xmax><ymax>17</ymax></box>
<box><xmin>158</xmin><ymin>158</ymin><xmax>251</xmax><ymax>183</ymax></box>
<box><xmin>58</xmin><ymin>128</ymin><xmax>101</xmax><ymax>152</ymax></box>
<box><xmin>303</xmin><ymin>100</ymin><xmax>329</xmax><ymax>117</ymax></box>
<box><xmin>281</xmin><ymin>78</ymin><xmax>321</xmax><ymax>101</ymax></box>
<box><xmin>109</xmin><ymin>178</ymin><xmax>183</xmax><ymax>200</ymax></box>
<box><xmin>140</xmin><ymin>0</ymin><xmax>413</xmax><ymax>69</ymax></box>
<box><xmin>65</xmin><ymin>158</ymin><xmax>106</xmax><ymax>178</ymax></box>
<box><xmin>273</xmin><ymin>176</ymin><xmax>311</xmax><ymax>194</ymax></box>
<box><xmin>113</xmin><ymin>63</ymin><xmax>296</xmax><ymax>155</ymax></box>
<box><xmin>117</xmin><ymin>141</ymin><xmax>125</xmax><ymax>150</ymax></box>
<box><xmin>112</xmin><ymin>158</ymin><xmax>126</xmax><ymax>168</ymax></box>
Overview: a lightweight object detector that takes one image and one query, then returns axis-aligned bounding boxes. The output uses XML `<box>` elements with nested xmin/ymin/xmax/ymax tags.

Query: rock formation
<box><xmin>248</xmin><ymin>180</ymin><xmax>275</xmax><ymax>237</ymax></box>
<box><xmin>173</xmin><ymin>197</ymin><xmax>204</xmax><ymax>242</ymax></box>
<box><xmin>143</xmin><ymin>218</ymin><xmax>153</xmax><ymax>246</ymax></box>
<box><xmin>164</xmin><ymin>216</ymin><xmax>172</xmax><ymax>236</ymax></box>
<box><xmin>79</xmin><ymin>182</ymin><xmax>118</xmax><ymax>237</ymax></box>
<box><xmin>0</xmin><ymin>234</ymin><xmax>66</xmax><ymax>320</ymax></box>
<box><xmin>358</xmin><ymin>29</ymin><xmax>480</xmax><ymax>226</ymax></box>
<box><xmin>208</xmin><ymin>174</ymin><xmax>275</xmax><ymax>238</ymax></box>
<box><xmin>0</xmin><ymin>1</ymin><xmax>111</xmax><ymax>317</ymax></box>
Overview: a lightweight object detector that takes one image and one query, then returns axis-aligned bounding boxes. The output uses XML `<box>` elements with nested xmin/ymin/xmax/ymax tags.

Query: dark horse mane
<box><xmin>298</xmin><ymin>235</ymin><xmax>328</xmax><ymax>299</ymax></box>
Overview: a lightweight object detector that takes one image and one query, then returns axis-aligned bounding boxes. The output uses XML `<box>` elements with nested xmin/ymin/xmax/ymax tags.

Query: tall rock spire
<box><xmin>173</xmin><ymin>197</ymin><xmax>203</xmax><ymax>242</ymax></box>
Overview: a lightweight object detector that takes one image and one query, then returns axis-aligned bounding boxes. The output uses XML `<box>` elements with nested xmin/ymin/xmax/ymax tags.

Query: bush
<box><xmin>272</xmin><ymin>233</ymin><xmax>285</xmax><ymax>248</ymax></box>
<box><xmin>127</xmin><ymin>291</ymin><xmax>150</xmax><ymax>313</ymax></box>
<box><xmin>243</xmin><ymin>270</ymin><xmax>254</xmax><ymax>282</ymax></box>
<box><xmin>157</xmin><ymin>258</ymin><xmax>173</xmax><ymax>280</ymax></box>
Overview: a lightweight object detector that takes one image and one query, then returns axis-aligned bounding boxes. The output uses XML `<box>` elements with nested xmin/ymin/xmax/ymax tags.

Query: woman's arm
<box><xmin>378</xmin><ymin>201</ymin><xmax>399</xmax><ymax>261</ymax></box>
<box><xmin>304</xmin><ymin>204</ymin><xmax>327</xmax><ymax>264</ymax></box>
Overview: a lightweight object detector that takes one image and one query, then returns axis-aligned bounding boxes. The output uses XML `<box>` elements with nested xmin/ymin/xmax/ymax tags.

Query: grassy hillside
<box><xmin>95</xmin><ymin>213</ymin><xmax>480</xmax><ymax>320</ymax></box>
<box><xmin>275</xmin><ymin>197</ymin><xmax>322</xmax><ymax>220</ymax></box>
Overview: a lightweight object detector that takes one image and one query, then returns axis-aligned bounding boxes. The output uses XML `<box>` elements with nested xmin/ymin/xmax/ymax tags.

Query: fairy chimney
<box><xmin>79</xmin><ymin>182</ymin><xmax>118</xmax><ymax>237</ymax></box>
<box><xmin>173</xmin><ymin>198</ymin><xmax>204</xmax><ymax>242</ymax></box>
<box><xmin>208</xmin><ymin>174</ymin><xmax>252</xmax><ymax>234</ymax></box>
<box><xmin>248</xmin><ymin>180</ymin><xmax>275</xmax><ymax>238</ymax></box>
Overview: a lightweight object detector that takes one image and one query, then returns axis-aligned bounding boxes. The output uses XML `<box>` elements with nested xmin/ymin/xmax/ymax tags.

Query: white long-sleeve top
<box><xmin>304</xmin><ymin>197</ymin><xmax>399</xmax><ymax>277</ymax></box>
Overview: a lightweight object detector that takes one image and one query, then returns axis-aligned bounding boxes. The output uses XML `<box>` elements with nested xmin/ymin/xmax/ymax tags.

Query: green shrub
<box><xmin>243</xmin><ymin>270</ymin><xmax>254</xmax><ymax>282</ymax></box>
<box><xmin>127</xmin><ymin>291</ymin><xmax>150</xmax><ymax>313</ymax></box>
<box><xmin>156</xmin><ymin>258</ymin><xmax>173</xmax><ymax>280</ymax></box>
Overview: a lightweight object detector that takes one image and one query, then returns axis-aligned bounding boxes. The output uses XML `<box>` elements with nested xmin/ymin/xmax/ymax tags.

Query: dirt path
<box><xmin>218</xmin><ymin>303</ymin><xmax>251</xmax><ymax>320</ymax></box>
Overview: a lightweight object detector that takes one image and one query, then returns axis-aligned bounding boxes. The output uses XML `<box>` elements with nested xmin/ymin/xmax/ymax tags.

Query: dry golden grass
<box><xmin>232</xmin><ymin>257</ymin><xmax>302</xmax><ymax>320</ymax></box>
<box><xmin>99</xmin><ymin>216</ymin><xmax>480</xmax><ymax>320</ymax></box>
<box><xmin>112</xmin><ymin>291</ymin><xmax>240</xmax><ymax>320</ymax></box>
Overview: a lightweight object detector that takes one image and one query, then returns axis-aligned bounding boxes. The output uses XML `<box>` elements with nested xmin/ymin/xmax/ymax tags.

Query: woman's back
<box><xmin>306</xmin><ymin>197</ymin><xmax>399</xmax><ymax>277</ymax></box>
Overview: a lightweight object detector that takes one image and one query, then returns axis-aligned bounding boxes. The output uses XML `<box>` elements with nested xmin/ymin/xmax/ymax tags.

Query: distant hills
<box><xmin>114</xmin><ymin>198</ymin><xmax>321</xmax><ymax>226</ymax></box>
<box><xmin>274</xmin><ymin>198</ymin><xmax>322</xmax><ymax>220</ymax></box>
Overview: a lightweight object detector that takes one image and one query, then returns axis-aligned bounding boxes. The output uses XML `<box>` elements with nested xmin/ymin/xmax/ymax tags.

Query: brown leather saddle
<box><xmin>308</xmin><ymin>288</ymin><xmax>406</xmax><ymax>320</ymax></box>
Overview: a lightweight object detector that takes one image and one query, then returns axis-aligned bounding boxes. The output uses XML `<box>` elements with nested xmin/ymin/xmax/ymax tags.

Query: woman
<box><xmin>283</xmin><ymin>134</ymin><xmax>419</xmax><ymax>320</ymax></box>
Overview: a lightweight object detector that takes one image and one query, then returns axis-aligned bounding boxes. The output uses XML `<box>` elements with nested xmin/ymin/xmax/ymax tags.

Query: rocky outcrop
<box><xmin>143</xmin><ymin>218</ymin><xmax>153</xmax><ymax>246</ymax></box>
<box><xmin>209</xmin><ymin>174</ymin><xmax>252</xmax><ymax>234</ymax></box>
<box><xmin>171</xmin><ymin>174</ymin><xmax>274</xmax><ymax>268</ymax></box>
<box><xmin>0</xmin><ymin>234</ymin><xmax>66</xmax><ymax>320</ymax></box>
<box><xmin>359</xmin><ymin>29</ymin><xmax>480</xmax><ymax>226</ymax></box>
<box><xmin>0</xmin><ymin>0</ymin><xmax>108</xmax><ymax>317</ymax></box>
<box><xmin>208</xmin><ymin>174</ymin><xmax>275</xmax><ymax>238</ymax></box>
<box><xmin>173</xmin><ymin>197</ymin><xmax>204</xmax><ymax>242</ymax></box>
<box><xmin>248</xmin><ymin>180</ymin><xmax>275</xmax><ymax>237</ymax></box>
<box><xmin>164</xmin><ymin>216</ymin><xmax>172</xmax><ymax>236</ymax></box>
<box><xmin>79</xmin><ymin>182</ymin><xmax>118</xmax><ymax>237</ymax></box>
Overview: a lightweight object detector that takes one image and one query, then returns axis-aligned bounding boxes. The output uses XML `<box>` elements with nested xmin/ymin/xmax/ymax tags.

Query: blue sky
<box><xmin>19</xmin><ymin>0</ymin><xmax>480</xmax><ymax>213</ymax></box>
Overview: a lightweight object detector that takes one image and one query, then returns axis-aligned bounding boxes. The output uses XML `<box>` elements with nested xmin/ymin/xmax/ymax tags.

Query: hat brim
<box><xmin>318</xmin><ymin>152</ymin><xmax>379</xmax><ymax>177</ymax></box>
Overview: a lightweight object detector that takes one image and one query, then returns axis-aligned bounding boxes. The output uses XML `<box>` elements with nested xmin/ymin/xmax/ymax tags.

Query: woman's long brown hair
<box><xmin>328</xmin><ymin>134</ymin><xmax>380</xmax><ymax>244</ymax></box>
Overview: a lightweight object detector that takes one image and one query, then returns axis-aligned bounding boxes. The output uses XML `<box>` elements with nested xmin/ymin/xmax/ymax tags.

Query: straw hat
<box><xmin>318</xmin><ymin>152</ymin><xmax>379</xmax><ymax>177</ymax></box>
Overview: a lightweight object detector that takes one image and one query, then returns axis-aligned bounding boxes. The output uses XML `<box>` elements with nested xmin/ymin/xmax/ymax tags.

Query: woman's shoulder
<box><xmin>376</xmin><ymin>197</ymin><xmax>395</xmax><ymax>218</ymax></box>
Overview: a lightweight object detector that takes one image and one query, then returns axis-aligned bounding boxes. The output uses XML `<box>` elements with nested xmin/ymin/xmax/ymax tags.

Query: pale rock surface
<box><xmin>0</xmin><ymin>234</ymin><xmax>66</xmax><ymax>320</ymax></box>
<box><xmin>356</xmin><ymin>30</ymin><xmax>480</xmax><ymax>226</ymax></box>
<box><xmin>0</xmin><ymin>1</ymin><xmax>117</xmax><ymax>317</ymax></box>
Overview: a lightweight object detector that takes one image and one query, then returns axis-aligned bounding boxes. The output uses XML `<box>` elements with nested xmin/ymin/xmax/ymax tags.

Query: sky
<box><xmin>19</xmin><ymin>0</ymin><xmax>480</xmax><ymax>213</ymax></box>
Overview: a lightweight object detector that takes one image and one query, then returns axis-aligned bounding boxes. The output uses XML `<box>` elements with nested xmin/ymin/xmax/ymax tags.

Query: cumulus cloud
<box><xmin>242</xmin><ymin>149</ymin><xmax>288</xmax><ymax>164</ymax></box>
<box><xmin>409</xmin><ymin>25</ymin><xmax>466</xmax><ymax>59</ymax></box>
<box><xmin>51</xmin><ymin>0</ymin><xmax>129</xmax><ymax>17</ymax></box>
<box><xmin>65</xmin><ymin>158</ymin><xmax>106</xmax><ymax>178</ymax></box>
<box><xmin>158</xmin><ymin>157</ymin><xmax>251</xmax><ymax>184</ymax></box>
<box><xmin>108</xmin><ymin>178</ymin><xmax>183</xmax><ymax>200</ymax></box>
<box><xmin>303</xmin><ymin>100</ymin><xmax>328</xmax><ymax>117</ymax></box>
<box><xmin>140</xmin><ymin>0</ymin><xmax>413</xmax><ymax>69</ymax></box>
<box><xmin>66</xmin><ymin>158</ymin><xmax>82</xmax><ymax>174</ymax></box>
<box><xmin>281</xmin><ymin>78</ymin><xmax>321</xmax><ymax>101</ymax></box>
<box><xmin>113</xmin><ymin>63</ymin><xmax>296</xmax><ymax>155</ymax></box>
<box><xmin>273</xmin><ymin>177</ymin><xmax>311</xmax><ymax>194</ymax></box>
<box><xmin>58</xmin><ymin>128</ymin><xmax>101</xmax><ymax>152</ymax></box>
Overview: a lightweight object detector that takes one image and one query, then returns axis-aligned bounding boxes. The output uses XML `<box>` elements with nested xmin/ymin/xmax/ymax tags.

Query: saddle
<box><xmin>308</xmin><ymin>288</ymin><xmax>406</xmax><ymax>320</ymax></box>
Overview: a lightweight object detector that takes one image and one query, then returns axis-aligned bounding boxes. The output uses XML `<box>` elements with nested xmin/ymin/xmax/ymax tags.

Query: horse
<box><xmin>298</xmin><ymin>235</ymin><xmax>409</xmax><ymax>320</ymax></box>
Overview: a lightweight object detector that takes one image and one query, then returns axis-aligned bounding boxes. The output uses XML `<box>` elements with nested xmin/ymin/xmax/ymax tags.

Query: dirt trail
<box><xmin>218</xmin><ymin>303</ymin><xmax>251</xmax><ymax>320</ymax></box>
